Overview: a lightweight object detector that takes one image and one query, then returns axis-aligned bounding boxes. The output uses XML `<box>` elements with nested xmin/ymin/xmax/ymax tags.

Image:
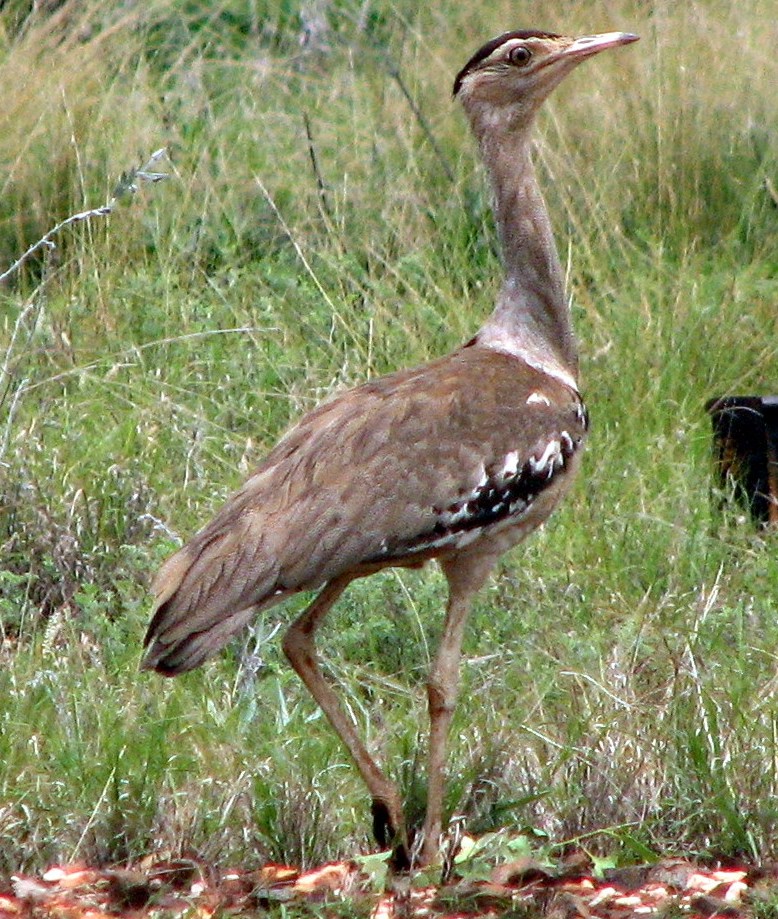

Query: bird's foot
<box><xmin>371</xmin><ymin>799</ymin><xmax>410</xmax><ymax>871</ymax></box>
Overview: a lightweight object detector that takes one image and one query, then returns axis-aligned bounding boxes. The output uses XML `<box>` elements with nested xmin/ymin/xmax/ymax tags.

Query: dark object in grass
<box><xmin>706</xmin><ymin>395</ymin><xmax>778</xmax><ymax>526</ymax></box>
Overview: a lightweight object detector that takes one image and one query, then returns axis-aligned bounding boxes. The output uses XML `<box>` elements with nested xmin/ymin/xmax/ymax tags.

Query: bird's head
<box><xmin>454</xmin><ymin>30</ymin><xmax>638</xmax><ymax>126</ymax></box>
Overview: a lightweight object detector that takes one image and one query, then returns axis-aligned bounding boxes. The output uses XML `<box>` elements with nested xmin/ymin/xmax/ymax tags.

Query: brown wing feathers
<box><xmin>142</xmin><ymin>347</ymin><xmax>585</xmax><ymax>675</ymax></box>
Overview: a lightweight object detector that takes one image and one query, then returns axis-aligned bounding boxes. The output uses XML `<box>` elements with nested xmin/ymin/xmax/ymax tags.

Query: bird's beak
<box><xmin>561</xmin><ymin>31</ymin><xmax>640</xmax><ymax>62</ymax></box>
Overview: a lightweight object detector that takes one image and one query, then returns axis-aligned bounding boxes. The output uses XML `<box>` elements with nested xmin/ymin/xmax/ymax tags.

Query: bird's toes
<box><xmin>371</xmin><ymin>798</ymin><xmax>398</xmax><ymax>847</ymax></box>
<box><xmin>371</xmin><ymin>799</ymin><xmax>410</xmax><ymax>870</ymax></box>
<box><xmin>389</xmin><ymin>841</ymin><xmax>411</xmax><ymax>873</ymax></box>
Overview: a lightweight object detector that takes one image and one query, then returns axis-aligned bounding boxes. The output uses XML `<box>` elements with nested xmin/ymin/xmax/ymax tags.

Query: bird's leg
<box><xmin>282</xmin><ymin>575</ymin><xmax>408</xmax><ymax>861</ymax></box>
<box><xmin>420</xmin><ymin>553</ymin><xmax>495</xmax><ymax>867</ymax></box>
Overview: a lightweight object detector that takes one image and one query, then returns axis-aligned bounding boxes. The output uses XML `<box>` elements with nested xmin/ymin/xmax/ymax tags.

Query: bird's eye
<box><xmin>508</xmin><ymin>45</ymin><xmax>532</xmax><ymax>66</ymax></box>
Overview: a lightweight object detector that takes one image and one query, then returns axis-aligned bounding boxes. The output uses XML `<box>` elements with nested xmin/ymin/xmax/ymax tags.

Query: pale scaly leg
<box><xmin>282</xmin><ymin>574</ymin><xmax>408</xmax><ymax>860</ymax></box>
<box><xmin>420</xmin><ymin>552</ymin><xmax>495</xmax><ymax>867</ymax></box>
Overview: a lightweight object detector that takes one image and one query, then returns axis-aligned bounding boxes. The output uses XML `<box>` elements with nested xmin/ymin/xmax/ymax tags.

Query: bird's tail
<box><xmin>140</xmin><ymin>536</ymin><xmax>279</xmax><ymax>676</ymax></box>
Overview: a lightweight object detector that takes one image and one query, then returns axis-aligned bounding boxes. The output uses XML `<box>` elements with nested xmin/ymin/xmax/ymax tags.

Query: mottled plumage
<box><xmin>145</xmin><ymin>347</ymin><xmax>586</xmax><ymax>674</ymax></box>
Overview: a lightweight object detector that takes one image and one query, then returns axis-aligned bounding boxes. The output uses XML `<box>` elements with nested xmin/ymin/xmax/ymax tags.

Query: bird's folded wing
<box><xmin>143</xmin><ymin>346</ymin><xmax>585</xmax><ymax>671</ymax></box>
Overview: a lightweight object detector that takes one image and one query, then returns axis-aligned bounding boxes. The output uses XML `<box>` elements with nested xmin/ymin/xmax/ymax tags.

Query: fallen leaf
<box><xmin>0</xmin><ymin>894</ymin><xmax>22</xmax><ymax>918</ymax></box>
<box><xmin>255</xmin><ymin>863</ymin><xmax>299</xmax><ymax>886</ymax></box>
<box><xmin>11</xmin><ymin>875</ymin><xmax>52</xmax><ymax>901</ymax></box>
<box><xmin>292</xmin><ymin>862</ymin><xmax>357</xmax><ymax>895</ymax></box>
<box><xmin>491</xmin><ymin>856</ymin><xmax>555</xmax><ymax>887</ymax></box>
<box><xmin>688</xmin><ymin>893</ymin><xmax>743</xmax><ymax>917</ymax></box>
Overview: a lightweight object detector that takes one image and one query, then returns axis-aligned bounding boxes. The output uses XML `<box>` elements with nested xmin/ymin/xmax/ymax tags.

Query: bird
<box><xmin>142</xmin><ymin>28</ymin><xmax>638</xmax><ymax>869</ymax></box>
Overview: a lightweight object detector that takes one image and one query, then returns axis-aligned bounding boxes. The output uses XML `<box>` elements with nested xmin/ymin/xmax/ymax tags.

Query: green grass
<box><xmin>1</xmin><ymin>0</ymin><xmax>778</xmax><ymax>879</ymax></box>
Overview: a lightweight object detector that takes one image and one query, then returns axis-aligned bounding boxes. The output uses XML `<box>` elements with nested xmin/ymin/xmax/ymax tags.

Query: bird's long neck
<box><xmin>472</xmin><ymin>119</ymin><xmax>579</xmax><ymax>390</ymax></box>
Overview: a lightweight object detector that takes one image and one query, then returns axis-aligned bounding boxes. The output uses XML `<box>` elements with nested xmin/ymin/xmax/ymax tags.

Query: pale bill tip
<box><xmin>569</xmin><ymin>31</ymin><xmax>640</xmax><ymax>54</ymax></box>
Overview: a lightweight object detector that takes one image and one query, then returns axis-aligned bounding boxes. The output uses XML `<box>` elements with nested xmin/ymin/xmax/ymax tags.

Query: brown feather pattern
<box><xmin>143</xmin><ymin>345</ymin><xmax>585</xmax><ymax>675</ymax></box>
